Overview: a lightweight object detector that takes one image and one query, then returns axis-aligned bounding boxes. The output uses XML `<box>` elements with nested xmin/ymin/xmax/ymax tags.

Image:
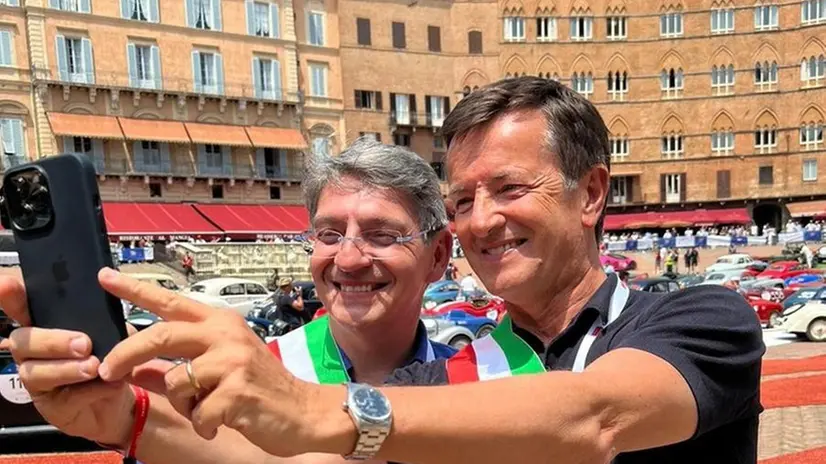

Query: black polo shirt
<box><xmin>386</xmin><ymin>276</ymin><xmax>766</xmax><ymax>463</ymax></box>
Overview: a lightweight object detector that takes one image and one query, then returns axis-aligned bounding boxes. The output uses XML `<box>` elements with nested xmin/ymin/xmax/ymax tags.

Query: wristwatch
<box><xmin>342</xmin><ymin>383</ymin><xmax>393</xmax><ymax>460</ymax></box>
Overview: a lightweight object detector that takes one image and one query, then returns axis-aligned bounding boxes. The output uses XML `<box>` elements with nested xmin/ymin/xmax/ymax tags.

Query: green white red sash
<box><xmin>268</xmin><ymin>315</ymin><xmax>436</xmax><ymax>384</ymax></box>
<box><xmin>447</xmin><ymin>276</ymin><xmax>630</xmax><ymax>383</ymax></box>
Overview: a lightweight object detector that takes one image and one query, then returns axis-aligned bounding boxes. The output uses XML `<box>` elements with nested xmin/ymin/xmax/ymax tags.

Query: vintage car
<box><xmin>599</xmin><ymin>253</ymin><xmax>637</xmax><ymax>272</ymax></box>
<box><xmin>422</xmin><ymin>295</ymin><xmax>507</xmax><ymax>322</ymax></box>
<box><xmin>775</xmin><ymin>299</ymin><xmax>826</xmax><ymax>342</ymax></box>
<box><xmin>182</xmin><ymin>277</ymin><xmax>272</xmax><ymax>316</ymax></box>
<box><xmin>705</xmin><ymin>254</ymin><xmax>755</xmax><ymax>273</ymax></box>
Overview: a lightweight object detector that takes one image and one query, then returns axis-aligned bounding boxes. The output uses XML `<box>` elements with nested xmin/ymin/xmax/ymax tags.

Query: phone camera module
<box><xmin>4</xmin><ymin>169</ymin><xmax>53</xmax><ymax>232</ymax></box>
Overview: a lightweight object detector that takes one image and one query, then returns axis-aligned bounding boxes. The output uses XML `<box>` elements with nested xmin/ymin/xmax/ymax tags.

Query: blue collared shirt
<box><xmin>339</xmin><ymin>320</ymin><xmax>456</xmax><ymax>378</ymax></box>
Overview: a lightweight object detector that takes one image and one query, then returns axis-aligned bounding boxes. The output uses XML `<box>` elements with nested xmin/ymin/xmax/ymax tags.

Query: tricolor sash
<box><xmin>268</xmin><ymin>315</ymin><xmax>437</xmax><ymax>384</ymax></box>
<box><xmin>447</xmin><ymin>276</ymin><xmax>630</xmax><ymax>383</ymax></box>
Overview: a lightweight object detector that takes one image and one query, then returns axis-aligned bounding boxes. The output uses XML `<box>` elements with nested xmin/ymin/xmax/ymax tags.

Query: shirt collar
<box><xmin>339</xmin><ymin>320</ymin><xmax>433</xmax><ymax>372</ymax></box>
<box><xmin>585</xmin><ymin>273</ymin><xmax>621</xmax><ymax>325</ymax></box>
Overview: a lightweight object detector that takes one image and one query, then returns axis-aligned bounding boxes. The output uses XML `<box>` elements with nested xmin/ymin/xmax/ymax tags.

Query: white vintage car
<box><xmin>775</xmin><ymin>299</ymin><xmax>826</xmax><ymax>342</ymax></box>
<box><xmin>182</xmin><ymin>277</ymin><xmax>272</xmax><ymax>317</ymax></box>
<box><xmin>705</xmin><ymin>253</ymin><xmax>754</xmax><ymax>273</ymax></box>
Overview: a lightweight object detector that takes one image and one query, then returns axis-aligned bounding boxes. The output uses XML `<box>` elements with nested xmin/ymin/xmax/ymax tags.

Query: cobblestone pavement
<box><xmin>759</xmin><ymin>341</ymin><xmax>826</xmax><ymax>460</ymax></box>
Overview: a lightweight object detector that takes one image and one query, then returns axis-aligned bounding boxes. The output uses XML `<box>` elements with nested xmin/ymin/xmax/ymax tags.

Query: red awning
<box><xmin>604</xmin><ymin>208</ymin><xmax>751</xmax><ymax>231</ymax></box>
<box><xmin>103</xmin><ymin>202</ymin><xmax>223</xmax><ymax>238</ymax></box>
<box><xmin>193</xmin><ymin>204</ymin><xmax>309</xmax><ymax>236</ymax></box>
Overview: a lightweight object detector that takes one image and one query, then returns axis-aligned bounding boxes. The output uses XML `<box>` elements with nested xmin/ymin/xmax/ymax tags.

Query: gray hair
<box><xmin>302</xmin><ymin>137</ymin><xmax>448</xmax><ymax>237</ymax></box>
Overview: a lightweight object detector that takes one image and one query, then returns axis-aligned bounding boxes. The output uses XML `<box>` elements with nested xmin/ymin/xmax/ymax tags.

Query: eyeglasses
<box><xmin>303</xmin><ymin>228</ymin><xmax>433</xmax><ymax>260</ymax></box>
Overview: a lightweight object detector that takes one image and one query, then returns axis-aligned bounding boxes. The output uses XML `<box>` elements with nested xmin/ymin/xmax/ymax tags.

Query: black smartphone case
<box><xmin>2</xmin><ymin>153</ymin><xmax>127</xmax><ymax>360</ymax></box>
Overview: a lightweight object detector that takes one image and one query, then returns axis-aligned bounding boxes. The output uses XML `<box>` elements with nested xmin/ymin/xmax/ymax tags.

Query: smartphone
<box><xmin>0</xmin><ymin>153</ymin><xmax>127</xmax><ymax>360</ymax></box>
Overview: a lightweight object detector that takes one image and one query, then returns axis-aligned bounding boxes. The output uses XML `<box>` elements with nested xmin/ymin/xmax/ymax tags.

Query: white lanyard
<box><xmin>572</xmin><ymin>276</ymin><xmax>630</xmax><ymax>373</ymax></box>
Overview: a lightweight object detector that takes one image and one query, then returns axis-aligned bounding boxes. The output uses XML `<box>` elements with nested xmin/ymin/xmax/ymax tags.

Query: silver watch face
<box><xmin>352</xmin><ymin>386</ymin><xmax>391</xmax><ymax>422</ymax></box>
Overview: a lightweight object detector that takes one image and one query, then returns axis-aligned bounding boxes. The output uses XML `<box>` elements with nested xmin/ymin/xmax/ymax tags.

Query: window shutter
<box><xmin>0</xmin><ymin>31</ymin><xmax>12</xmax><ymax>67</ymax></box>
<box><xmin>279</xmin><ymin>149</ymin><xmax>288</xmax><ymax>176</ymax></box>
<box><xmin>151</xmin><ymin>45</ymin><xmax>161</xmax><ymax>89</ymax></box>
<box><xmin>132</xmin><ymin>141</ymin><xmax>145</xmax><ymax>172</ymax></box>
<box><xmin>81</xmin><ymin>38</ymin><xmax>94</xmax><ymax>84</ymax></box>
<box><xmin>252</xmin><ymin>57</ymin><xmax>262</xmax><ymax>98</ymax></box>
<box><xmin>660</xmin><ymin>174</ymin><xmax>666</xmax><ymax>202</ymax></box>
<box><xmin>120</xmin><ymin>0</ymin><xmax>130</xmax><ymax>18</ymax></box>
<box><xmin>375</xmin><ymin>91</ymin><xmax>382</xmax><ymax>110</ymax></box>
<box><xmin>215</xmin><ymin>53</ymin><xmax>224</xmax><ymax>95</ymax></box>
<box><xmin>270</xmin><ymin>3</ymin><xmax>280</xmax><ymax>38</ymax></box>
<box><xmin>1</xmin><ymin>120</ymin><xmax>12</xmax><ymax>155</ymax></box>
<box><xmin>353</xmin><ymin>90</ymin><xmax>360</xmax><ymax>108</ymax></box>
<box><xmin>222</xmin><ymin>147</ymin><xmax>232</xmax><ymax>175</ymax></box>
<box><xmin>11</xmin><ymin>119</ymin><xmax>23</xmax><ymax>158</ymax></box>
<box><xmin>62</xmin><ymin>136</ymin><xmax>73</xmax><ymax>154</ymax></box>
<box><xmin>444</xmin><ymin>96</ymin><xmax>450</xmax><ymax>113</ymax></box>
<box><xmin>428</xmin><ymin>26</ymin><xmax>441</xmax><ymax>52</ymax></box>
<box><xmin>425</xmin><ymin>95</ymin><xmax>431</xmax><ymax>125</ymax></box>
<box><xmin>357</xmin><ymin>18</ymin><xmax>371</xmax><ymax>45</ymax></box>
<box><xmin>197</xmin><ymin>144</ymin><xmax>206</xmax><ymax>172</ymax></box>
<box><xmin>79</xmin><ymin>0</ymin><xmax>90</xmax><ymax>13</ymax></box>
<box><xmin>149</xmin><ymin>0</ymin><xmax>159</xmax><ymax>22</ymax></box>
<box><xmin>272</xmin><ymin>59</ymin><xmax>281</xmax><ymax>99</ymax></box>
<box><xmin>626</xmin><ymin>177</ymin><xmax>634</xmax><ymax>203</ymax></box>
<box><xmin>186</xmin><ymin>0</ymin><xmax>196</xmax><ymax>27</ymax></box>
<box><xmin>212</xmin><ymin>0</ymin><xmax>222</xmax><ymax>31</ymax></box>
<box><xmin>6</xmin><ymin>0</ymin><xmax>19</xmax><ymax>6</ymax></box>
<box><xmin>160</xmin><ymin>143</ymin><xmax>171</xmax><ymax>172</ymax></box>
<box><xmin>49</xmin><ymin>0</ymin><xmax>60</xmax><ymax>8</ymax></box>
<box><xmin>127</xmin><ymin>43</ymin><xmax>137</xmax><ymax>87</ymax></box>
<box><xmin>389</xmin><ymin>92</ymin><xmax>396</xmax><ymax>112</ymax></box>
<box><xmin>679</xmin><ymin>173</ymin><xmax>687</xmax><ymax>202</ymax></box>
<box><xmin>56</xmin><ymin>35</ymin><xmax>68</xmax><ymax>81</ymax></box>
<box><xmin>92</xmin><ymin>139</ymin><xmax>105</xmax><ymax>172</ymax></box>
<box><xmin>191</xmin><ymin>51</ymin><xmax>202</xmax><ymax>92</ymax></box>
<box><xmin>255</xmin><ymin>148</ymin><xmax>265</xmax><ymax>177</ymax></box>
<box><xmin>245</xmin><ymin>0</ymin><xmax>255</xmax><ymax>35</ymax></box>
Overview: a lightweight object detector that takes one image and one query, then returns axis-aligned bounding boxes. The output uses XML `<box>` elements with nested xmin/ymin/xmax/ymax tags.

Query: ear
<box><xmin>425</xmin><ymin>229</ymin><xmax>453</xmax><ymax>283</ymax></box>
<box><xmin>580</xmin><ymin>165</ymin><xmax>610</xmax><ymax>231</ymax></box>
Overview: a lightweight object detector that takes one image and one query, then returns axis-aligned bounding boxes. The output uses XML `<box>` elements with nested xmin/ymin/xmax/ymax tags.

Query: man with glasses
<box><xmin>0</xmin><ymin>138</ymin><xmax>456</xmax><ymax>463</ymax></box>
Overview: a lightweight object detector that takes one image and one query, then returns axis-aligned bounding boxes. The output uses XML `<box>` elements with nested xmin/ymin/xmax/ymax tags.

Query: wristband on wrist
<box><xmin>123</xmin><ymin>385</ymin><xmax>150</xmax><ymax>464</ymax></box>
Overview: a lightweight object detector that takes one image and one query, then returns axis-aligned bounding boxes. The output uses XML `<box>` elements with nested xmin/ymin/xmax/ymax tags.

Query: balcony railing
<box><xmin>38</xmin><ymin>69</ymin><xmax>297</xmax><ymax>104</ymax></box>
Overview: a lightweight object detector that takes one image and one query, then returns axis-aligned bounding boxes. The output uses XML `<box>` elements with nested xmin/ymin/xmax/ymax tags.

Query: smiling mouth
<box><xmin>333</xmin><ymin>282</ymin><xmax>390</xmax><ymax>293</ymax></box>
<box><xmin>482</xmin><ymin>239</ymin><xmax>528</xmax><ymax>256</ymax></box>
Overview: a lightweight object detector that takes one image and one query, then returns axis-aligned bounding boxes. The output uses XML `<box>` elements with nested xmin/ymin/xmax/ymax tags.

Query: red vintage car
<box><xmin>744</xmin><ymin>294</ymin><xmax>784</xmax><ymax>328</ymax></box>
<box><xmin>422</xmin><ymin>296</ymin><xmax>507</xmax><ymax>322</ymax></box>
<box><xmin>758</xmin><ymin>261</ymin><xmax>818</xmax><ymax>280</ymax></box>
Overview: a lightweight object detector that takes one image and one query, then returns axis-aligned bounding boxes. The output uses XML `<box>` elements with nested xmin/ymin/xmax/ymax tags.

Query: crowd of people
<box><xmin>0</xmin><ymin>76</ymin><xmax>764</xmax><ymax>464</ymax></box>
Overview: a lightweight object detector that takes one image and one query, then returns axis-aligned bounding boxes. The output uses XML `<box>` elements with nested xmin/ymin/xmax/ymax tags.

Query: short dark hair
<box><xmin>440</xmin><ymin>76</ymin><xmax>611</xmax><ymax>239</ymax></box>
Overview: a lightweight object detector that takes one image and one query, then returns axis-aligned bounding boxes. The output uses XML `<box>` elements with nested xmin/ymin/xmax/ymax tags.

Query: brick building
<box><xmin>337</xmin><ymin>0</ymin><xmax>826</xmax><ymax>230</ymax></box>
<box><xmin>0</xmin><ymin>0</ymin><xmax>824</xmax><ymax>234</ymax></box>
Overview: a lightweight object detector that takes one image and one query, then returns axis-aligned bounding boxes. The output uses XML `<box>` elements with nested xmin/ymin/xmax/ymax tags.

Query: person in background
<box><xmin>181</xmin><ymin>252</ymin><xmax>194</xmax><ymax>282</ymax></box>
<box><xmin>444</xmin><ymin>260</ymin><xmax>457</xmax><ymax>281</ymax></box>
<box><xmin>274</xmin><ymin>276</ymin><xmax>307</xmax><ymax>328</ymax></box>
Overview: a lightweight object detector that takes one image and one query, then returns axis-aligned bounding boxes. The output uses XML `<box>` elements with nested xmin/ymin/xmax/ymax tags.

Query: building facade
<box><xmin>337</xmin><ymin>0</ymin><xmax>826</xmax><ymax>229</ymax></box>
<box><xmin>0</xmin><ymin>0</ymin><xmax>345</xmax><ymax>205</ymax></box>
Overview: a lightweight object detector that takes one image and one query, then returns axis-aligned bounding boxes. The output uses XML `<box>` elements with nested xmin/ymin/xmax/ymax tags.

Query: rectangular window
<box><xmin>571</xmin><ymin>73</ymin><xmax>593</xmax><ymax>97</ymax></box>
<box><xmin>503</xmin><ymin>17</ymin><xmax>525</xmax><ymax>41</ymax></box>
<box><xmin>308</xmin><ymin>11</ymin><xmax>324</xmax><ymax>45</ymax></box>
<box><xmin>0</xmin><ymin>118</ymin><xmax>26</xmax><ymax>168</ymax></box>
<box><xmin>610</xmin><ymin>177</ymin><xmax>628</xmax><ymax>204</ymax></box>
<box><xmin>427</xmin><ymin>25</ymin><xmax>441</xmax><ymax>52</ymax></box>
<box><xmin>754</xmin><ymin>61</ymin><xmax>779</xmax><ymax>91</ymax></box>
<box><xmin>660</xmin><ymin>68</ymin><xmax>684</xmax><ymax>98</ymax></box>
<box><xmin>711</xmin><ymin>65</ymin><xmax>735</xmax><ymax>95</ymax></box>
<box><xmin>187</xmin><ymin>0</ymin><xmax>221</xmax><ymax>31</ymax></box>
<box><xmin>309</xmin><ymin>62</ymin><xmax>328</xmax><ymax>97</ymax></box>
<box><xmin>246</xmin><ymin>1</ymin><xmax>278</xmax><ymax>38</ymax></box>
<box><xmin>804</xmin><ymin>159</ymin><xmax>818</xmax><ymax>181</ymax></box>
<box><xmin>759</xmin><ymin>165</ymin><xmax>774</xmax><ymax>185</ymax></box>
<box><xmin>711</xmin><ymin>131</ymin><xmax>735</xmax><ymax>155</ymax></box>
<box><xmin>468</xmin><ymin>31</ymin><xmax>482</xmax><ymax>54</ymax></box>
<box><xmin>128</xmin><ymin>43</ymin><xmax>160</xmax><ymax>90</ymax></box>
<box><xmin>711</xmin><ymin>8</ymin><xmax>735</xmax><ymax>33</ymax></box>
<box><xmin>536</xmin><ymin>17</ymin><xmax>557</xmax><ymax>41</ymax></box>
<box><xmin>801</xmin><ymin>0</ymin><xmax>826</xmax><ymax>25</ymax></box>
<box><xmin>801</xmin><ymin>56</ymin><xmax>826</xmax><ymax>87</ymax></box>
<box><xmin>754</xmin><ymin>5</ymin><xmax>779</xmax><ymax>30</ymax></box>
<box><xmin>660</xmin><ymin>12</ymin><xmax>683</xmax><ymax>37</ymax></box>
<box><xmin>56</xmin><ymin>36</ymin><xmax>94</xmax><ymax>84</ymax></box>
<box><xmin>661</xmin><ymin>135</ymin><xmax>684</xmax><ymax>158</ymax></box>
<box><xmin>428</xmin><ymin>95</ymin><xmax>447</xmax><ymax>127</ymax></box>
<box><xmin>754</xmin><ymin>128</ymin><xmax>777</xmax><ymax>153</ymax></box>
<box><xmin>606</xmin><ymin>16</ymin><xmax>627</xmax><ymax>39</ymax></box>
<box><xmin>717</xmin><ymin>170</ymin><xmax>731</xmax><ymax>198</ymax></box>
<box><xmin>50</xmin><ymin>0</ymin><xmax>89</xmax><ymax>13</ymax></box>
<box><xmin>253</xmin><ymin>57</ymin><xmax>282</xmax><ymax>100</ymax></box>
<box><xmin>354</xmin><ymin>90</ymin><xmax>382</xmax><ymax>110</ymax></box>
<box><xmin>800</xmin><ymin>124</ymin><xmax>825</xmax><ymax>150</ymax></box>
<box><xmin>121</xmin><ymin>0</ymin><xmax>159</xmax><ymax>22</ymax></box>
<box><xmin>607</xmin><ymin>72</ymin><xmax>628</xmax><ymax>101</ymax></box>
<box><xmin>609</xmin><ymin>137</ymin><xmax>629</xmax><ymax>160</ymax></box>
<box><xmin>393</xmin><ymin>134</ymin><xmax>411</xmax><ymax>146</ymax></box>
<box><xmin>0</xmin><ymin>30</ymin><xmax>12</xmax><ymax>67</ymax></box>
<box><xmin>392</xmin><ymin>22</ymin><xmax>406</xmax><ymax>49</ymax></box>
<box><xmin>192</xmin><ymin>50</ymin><xmax>223</xmax><ymax>95</ymax></box>
<box><xmin>356</xmin><ymin>18</ymin><xmax>371</xmax><ymax>45</ymax></box>
<box><xmin>570</xmin><ymin>16</ymin><xmax>592</xmax><ymax>40</ymax></box>
<box><xmin>392</xmin><ymin>93</ymin><xmax>411</xmax><ymax>125</ymax></box>
<box><xmin>665</xmin><ymin>174</ymin><xmax>682</xmax><ymax>203</ymax></box>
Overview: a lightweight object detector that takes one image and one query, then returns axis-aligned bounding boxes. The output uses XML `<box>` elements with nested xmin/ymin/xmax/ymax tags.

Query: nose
<box><xmin>333</xmin><ymin>239</ymin><xmax>373</xmax><ymax>272</ymax></box>
<box><xmin>468</xmin><ymin>191</ymin><xmax>505</xmax><ymax>239</ymax></box>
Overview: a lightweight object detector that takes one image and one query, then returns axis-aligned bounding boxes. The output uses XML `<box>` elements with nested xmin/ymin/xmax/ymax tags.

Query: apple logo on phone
<box><xmin>52</xmin><ymin>256</ymin><xmax>70</xmax><ymax>282</ymax></box>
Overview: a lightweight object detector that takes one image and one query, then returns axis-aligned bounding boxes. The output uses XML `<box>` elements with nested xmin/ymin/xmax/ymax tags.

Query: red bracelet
<box><xmin>126</xmin><ymin>385</ymin><xmax>150</xmax><ymax>461</ymax></box>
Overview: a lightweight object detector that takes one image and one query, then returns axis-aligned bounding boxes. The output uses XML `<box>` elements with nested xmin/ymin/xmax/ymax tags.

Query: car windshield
<box><xmin>188</xmin><ymin>285</ymin><xmax>206</xmax><ymax>293</ymax></box>
<box><xmin>716</xmin><ymin>257</ymin><xmax>734</xmax><ymax>264</ymax></box>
